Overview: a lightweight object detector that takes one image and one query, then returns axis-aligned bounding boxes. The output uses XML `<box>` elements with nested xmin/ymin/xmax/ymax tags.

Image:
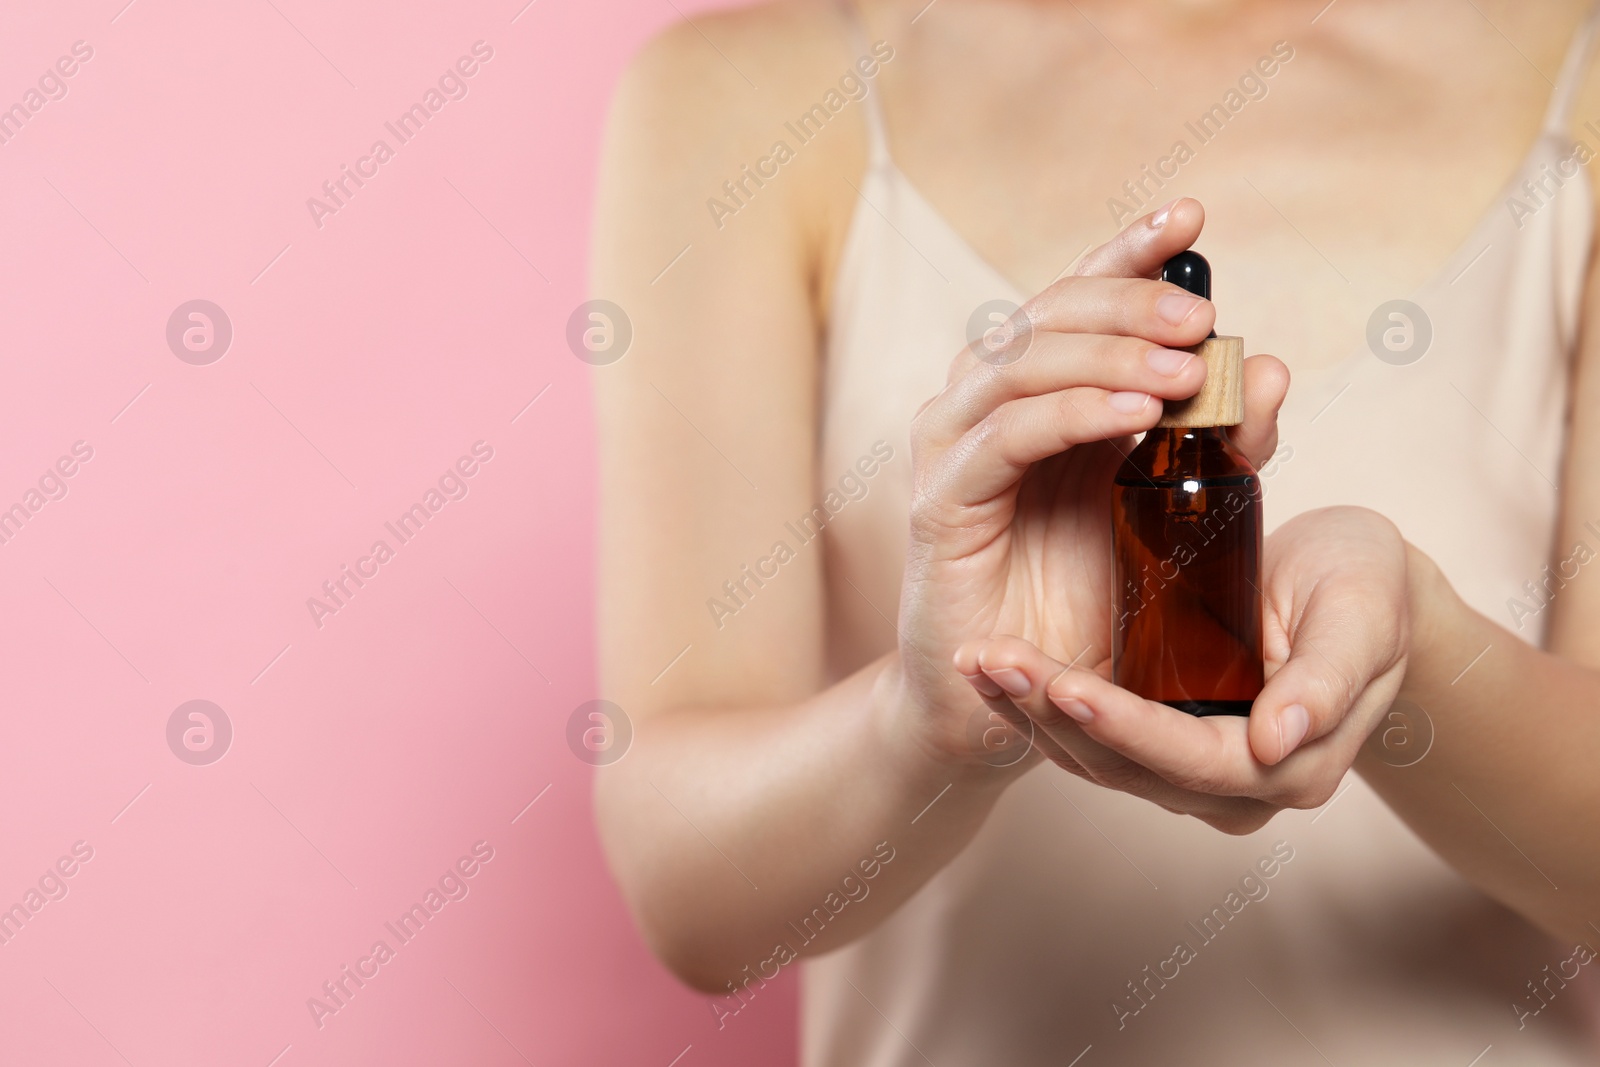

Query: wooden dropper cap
<box><xmin>1154</xmin><ymin>251</ymin><xmax>1244</xmax><ymax>428</ymax></box>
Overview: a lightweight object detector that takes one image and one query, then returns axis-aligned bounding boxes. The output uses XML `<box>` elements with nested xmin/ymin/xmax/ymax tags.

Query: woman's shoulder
<box><xmin>614</xmin><ymin>1</ymin><xmax>866</xmax><ymax>144</ymax></box>
<box><xmin>603</xmin><ymin>1</ymin><xmax>884</xmax><ymax>313</ymax></box>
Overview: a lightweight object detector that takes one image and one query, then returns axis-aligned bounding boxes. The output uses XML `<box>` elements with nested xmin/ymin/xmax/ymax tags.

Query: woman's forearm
<box><xmin>593</xmin><ymin>653</ymin><xmax>1014</xmax><ymax>992</ymax></box>
<box><xmin>1356</xmin><ymin>546</ymin><xmax>1600</xmax><ymax>943</ymax></box>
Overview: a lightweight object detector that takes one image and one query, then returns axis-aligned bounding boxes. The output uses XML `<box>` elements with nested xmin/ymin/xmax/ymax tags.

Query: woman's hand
<box><xmin>952</xmin><ymin>506</ymin><xmax>1412</xmax><ymax>834</ymax></box>
<box><xmin>886</xmin><ymin>198</ymin><xmax>1290</xmax><ymax>774</ymax></box>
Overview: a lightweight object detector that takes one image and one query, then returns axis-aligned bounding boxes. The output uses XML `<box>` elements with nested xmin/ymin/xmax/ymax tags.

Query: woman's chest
<box><xmin>857</xmin><ymin>1</ymin><xmax>1585</xmax><ymax>371</ymax></box>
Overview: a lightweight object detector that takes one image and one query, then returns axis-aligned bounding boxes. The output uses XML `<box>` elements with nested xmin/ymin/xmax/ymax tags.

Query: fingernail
<box><xmin>1157</xmin><ymin>293</ymin><xmax>1204</xmax><ymax>326</ymax></box>
<box><xmin>1150</xmin><ymin>199</ymin><xmax>1177</xmax><ymax>228</ymax></box>
<box><xmin>962</xmin><ymin>671</ymin><xmax>1005</xmax><ymax>699</ymax></box>
<box><xmin>1108</xmin><ymin>391</ymin><xmax>1151</xmax><ymax>414</ymax></box>
<box><xmin>1145</xmin><ymin>347</ymin><xmax>1192</xmax><ymax>376</ymax></box>
<box><xmin>1056</xmin><ymin>698</ymin><xmax>1094</xmax><ymax>723</ymax></box>
<box><xmin>987</xmin><ymin>668</ymin><xmax>1031</xmax><ymax>698</ymax></box>
<box><xmin>1278</xmin><ymin>703</ymin><xmax>1310</xmax><ymax>759</ymax></box>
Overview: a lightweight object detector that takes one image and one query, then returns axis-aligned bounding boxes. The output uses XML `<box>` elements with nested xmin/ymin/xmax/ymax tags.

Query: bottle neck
<box><xmin>1158</xmin><ymin>425</ymin><xmax>1228</xmax><ymax>438</ymax></box>
<box><xmin>1154</xmin><ymin>425</ymin><xmax>1229</xmax><ymax>454</ymax></box>
<box><xmin>1128</xmin><ymin>425</ymin><xmax>1254</xmax><ymax>482</ymax></box>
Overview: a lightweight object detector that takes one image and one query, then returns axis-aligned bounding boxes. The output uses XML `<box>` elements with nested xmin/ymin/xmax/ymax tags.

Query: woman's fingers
<box><xmin>956</xmin><ymin>649</ymin><xmax>1083</xmax><ymax>772</ymax></box>
<box><xmin>957</xmin><ymin>633</ymin><xmax>1316</xmax><ymax>799</ymax></box>
<box><xmin>1228</xmin><ymin>354</ymin><xmax>1290</xmax><ymax>469</ymax></box>
<box><xmin>965</xmin><ymin>693</ymin><xmax>1079</xmax><ymax>772</ymax></box>
<box><xmin>956</xmin><ymin>636</ymin><xmax>1212</xmax><ymax>804</ymax></box>
<box><xmin>925</xmin><ymin>333</ymin><xmax>1209</xmax><ymax>448</ymax></box>
<box><xmin>919</xmin><ymin>386</ymin><xmax>1160</xmax><ymax>510</ymax></box>
<box><xmin>956</xmin><ymin>635</ymin><xmax>1299</xmax><ymax>834</ymax></box>
<box><xmin>921</xmin><ymin>348</ymin><xmax>1282</xmax><ymax>516</ymax></box>
<box><xmin>1074</xmin><ymin>197</ymin><xmax>1206</xmax><ymax>279</ymax></box>
<box><xmin>1023</xmin><ymin>275</ymin><xmax>1216</xmax><ymax>345</ymax></box>
<box><xmin>1041</xmin><ymin>663</ymin><xmax>1266</xmax><ymax>795</ymax></box>
<box><xmin>945</xmin><ymin>274</ymin><xmax>1216</xmax><ymax>386</ymax></box>
<box><xmin>1250</xmin><ymin>508</ymin><xmax>1410</xmax><ymax>767</ymax></box>
<box><xmin>921</xmin><ymin>205</ymin><xmax>1221</xmax><ymax>508</ymax></box>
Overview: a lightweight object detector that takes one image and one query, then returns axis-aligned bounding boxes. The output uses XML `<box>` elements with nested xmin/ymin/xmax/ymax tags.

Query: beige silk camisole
<box><xmin>804</xmin><ymin>4</ymin><xmax>1600</xmax><ymax>1064</ymax></box>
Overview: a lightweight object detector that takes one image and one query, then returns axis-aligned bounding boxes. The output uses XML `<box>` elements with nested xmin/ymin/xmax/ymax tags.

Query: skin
<box><xmin>591</xmin><ymin>0</ymin><xmax>1600</xmax><ymax>991</ymax></box>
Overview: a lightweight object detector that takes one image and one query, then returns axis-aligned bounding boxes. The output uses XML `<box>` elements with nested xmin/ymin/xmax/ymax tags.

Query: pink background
<box><xmin>0</xmin><ymin>0</ymin><xmax>794</xmax><ymax>1063</ymax></box>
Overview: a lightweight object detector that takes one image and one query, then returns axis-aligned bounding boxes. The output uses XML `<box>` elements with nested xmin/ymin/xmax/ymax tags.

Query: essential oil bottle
<box><xmin>1111</xmin><ymin>251</ymin><xmax>1264</xmax><ymax>716</ymax></box>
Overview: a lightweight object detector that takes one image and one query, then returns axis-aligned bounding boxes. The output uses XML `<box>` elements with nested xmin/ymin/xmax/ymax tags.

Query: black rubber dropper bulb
<box><xmin>1162</xmin><ymin>250</ymin><xmax>1216</xmax><ymax>338</ymax></box>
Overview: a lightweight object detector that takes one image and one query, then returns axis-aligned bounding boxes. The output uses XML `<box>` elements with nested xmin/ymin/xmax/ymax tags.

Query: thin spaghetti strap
<box><xmin>837</xmin><ymin>0</ymin><xmax>892</xmax><ymax>168</ymax></box>
<box><xmin>1542</xmin><ymin>0</ymin><xmax>1600</xmax><ymax>133</ymax></box>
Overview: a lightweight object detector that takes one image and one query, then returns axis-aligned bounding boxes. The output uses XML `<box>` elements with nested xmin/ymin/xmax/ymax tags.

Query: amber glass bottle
<box><xmin>1111</xmin><ymin>252</ymin><xmax>1263</xmax><ymax>716</ymax></box>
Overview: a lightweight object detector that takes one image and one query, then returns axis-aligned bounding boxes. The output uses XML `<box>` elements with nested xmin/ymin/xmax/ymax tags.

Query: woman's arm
<box><xmin>590</xmin><ymin>9</ymin><xmax>1009</xmax><ymax>992</ymax></box>
<box><xmin>1356</xmin><ymin>549</ymin><xmax>1600</xmax><ymax>948</ymax></box>
<box><xmin>1354</xmin><ymin>146</ymin><xmax>1600</xmax><ymax>945</ymax></box>
<box><xmin>590</xmin><ymin>11</ymin><xmax>1254</xmax><ymax>991</ymax></box>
